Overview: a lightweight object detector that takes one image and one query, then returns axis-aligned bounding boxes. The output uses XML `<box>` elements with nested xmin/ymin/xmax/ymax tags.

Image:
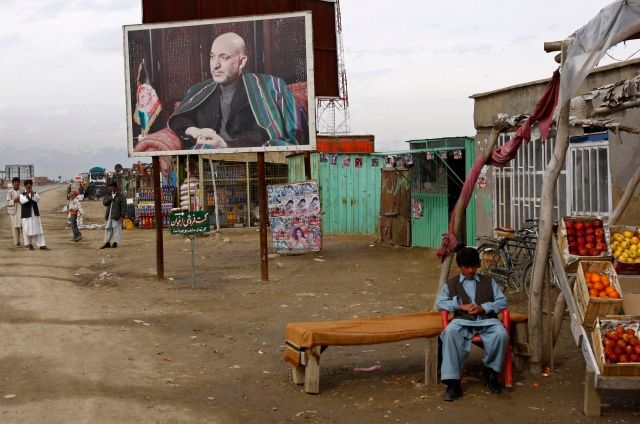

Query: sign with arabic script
<box><xmin>169</xmin><ymin>211</ymin><xmax>210</xmax><ymax>235</ymax></box>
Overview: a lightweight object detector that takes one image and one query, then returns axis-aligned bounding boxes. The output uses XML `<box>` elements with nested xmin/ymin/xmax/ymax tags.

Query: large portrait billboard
<box><xmin>124</xmin><ymin>11</ymin><xmax>315</xmax><ymax>157</ymax></box>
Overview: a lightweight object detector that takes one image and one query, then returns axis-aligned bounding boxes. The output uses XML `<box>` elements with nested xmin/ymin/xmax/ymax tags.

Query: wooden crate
<box><xmin>592</xmin><ymin>317</ymin><xmax>640</xmax><ymax>376</ymax></box>
<box><xmin>575</xmin><ymin>261</ymin><xmax>624</xmax><ymax>329</ymax></box>
<box><xmin>557</xmin><ymin>215</ymin><xmax>612</xmax><ymax>272</ymax></box>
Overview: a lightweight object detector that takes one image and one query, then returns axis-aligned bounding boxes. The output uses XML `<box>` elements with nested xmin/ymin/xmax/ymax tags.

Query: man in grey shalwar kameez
<box><xmin>5</xmin><ymin>177</ymin><xmax>23</xmax><ymax>246</ymax></box>
<box><xmin>436</xmin><ymin>246</ymin><xmax>508</xmax><ymax>401</ymax></box>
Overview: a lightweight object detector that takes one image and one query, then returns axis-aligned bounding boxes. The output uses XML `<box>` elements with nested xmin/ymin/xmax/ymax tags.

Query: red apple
<box><xmin>596</xmin><ymin>235</ymin><xmax>605</xmax><ymax>243</ymax></box>
<box><xmin>585</xmin><ymin>242</ymin><xmax>594</xmax><ymax>250</ymax></box>
<box><xmin>586</xmin><ymin>235</ymin><xmax>595</xmax><ymax>244</ymax></box>
<box><xmin>566</xmin><ymin>228</ymin><xmax>576</xmax><ymax>237</ymax></box>
<box><xmin>619</xmin><ymin>354</ymin><xmax>630</xmax><ymax>363</ymax></box>
<box><xmin>626</xmin><ymin>345</ymin><xmax>635</xmax><ymax>355</ymax></box>
<box><xmin>615</xmin><ymin>346</ymin><xmax>624</xmax><ymax>355</ymax></box>
<box><xmin>577</xmin><ymin>236</ymin><xmax>586</xmax><ymax>246</ymax></box>
<box><xmin>593</xmin><ymin>220</ymin><xmax>603</xmax><ymax>228</ymax></box>
<box><xmin>575</xmin><ymin>222</ymin><xmax>585</xmax><ymax>231</ymax></box>
<box><xmin>634</xmin><ymin>345</ymin><xmax>640</xmax><ymax>355</ymax></box>
<box><xmin>608</xmin><ymin>353</ymin><xmax>619</xmax><ymax>363</ymax></box>
<box><xmin>589</xmin><ymin>248</ymin><xmax>599</xmax><ymax>256</ymax></box>
<box><xmin>578</xmin><ymin>248</ymin><xmax>588</xmax><ymax>256</ymax></box>
<box><xmin>595</xmin><ymin>242</ymin><xmax>607</xmax><ymax>252</ymax></box>
<box><xmin>585</xmin><ymin>227</ymin><xmax>595</xmax><ymax>235</ymax></box>
<box><xmin>565</xmin><ymin>219</ymin><xmax>575</xmax><ymax>229</ymax></box>
<box><xmin>604</xmin><ymin>339</ymin><xmax>617</xmax><ymax>349</ymax></box>
<box><xmin>594</xmin><ymin>228</ymin><xmax>604</xmax><ymax>236</ymax></box>
<box><xmin>630</xmin><ymin>354</ymin><xmax>640</xmax><ymax>362</ymax></box>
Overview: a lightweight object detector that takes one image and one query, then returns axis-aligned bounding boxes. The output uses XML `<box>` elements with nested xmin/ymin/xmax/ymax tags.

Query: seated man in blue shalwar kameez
<box><xmin>436</xmin><ymin>246</ymin><xmax>508</xmax><ymax>401</ymax></box>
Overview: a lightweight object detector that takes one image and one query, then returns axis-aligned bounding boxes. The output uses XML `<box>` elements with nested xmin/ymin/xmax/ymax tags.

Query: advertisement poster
<box><xmin>267</xmin><ymin>181</ymin><xmax>321</xmax><ymax>254</ymax></box>
<box><xmin>124</xmin><ymin>12</ymin><xmax>315</xmax><ymax>156</ymax></box>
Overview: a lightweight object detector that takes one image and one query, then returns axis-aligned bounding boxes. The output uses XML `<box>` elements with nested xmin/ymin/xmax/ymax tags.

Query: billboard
<box><xmin>124</xmin><ymin>11</ymin><xmax>315</xmax><ymax>157</ymax></box>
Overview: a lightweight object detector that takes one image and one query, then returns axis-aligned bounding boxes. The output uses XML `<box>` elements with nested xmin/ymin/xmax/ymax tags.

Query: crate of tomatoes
<box><xmin>557</xmin><ymin>215</ymin><xmax>612</xmax><ymax>272</ymax></box>
<box><xmin>575</xmin><ymin>261</ymin><xmax>624</xmax><ymax>329</ymax></box>
<box><xmin>592</xmin><ymin>317</ymin><xmax>640</xmax><ymax>376</ymax></box>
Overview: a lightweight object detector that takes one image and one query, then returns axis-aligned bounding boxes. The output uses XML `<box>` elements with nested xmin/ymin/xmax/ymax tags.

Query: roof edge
<box><xmin>469</xmin><ymin>57</ymin><xmax>640</xmax><ymax>99</ymax></box>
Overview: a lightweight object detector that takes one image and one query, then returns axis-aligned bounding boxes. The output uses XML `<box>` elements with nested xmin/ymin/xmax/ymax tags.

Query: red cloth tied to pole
<box><xmin>437</xmin><ymin>70</ymin><xmax>560</xmax><ymax>260</ymax></box>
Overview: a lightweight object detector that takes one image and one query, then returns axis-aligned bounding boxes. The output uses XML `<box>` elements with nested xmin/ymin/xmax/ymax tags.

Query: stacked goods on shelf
<box><xmin>575</xmin><ymin>261</ymin><xmax>624</xmax><ymax>328</ymax></box>
<box><xmin>592</xmin><ymin>318</ymin><xmax>640</xmax><ymax>375</ymax></box>
<box><xmin>202</xmin><ymin>163</ymin><xmax>246</xmax><ymax>227</ymax></box>
<box><xmin>610</xmin><ymin>225</ymin><xmax>640</xmax><ymax>274</ymax></box>
<box><xmin>136</xmin><ymin>185</ymin><xmax>175</xmax><ymax>228</ymax></box>
<box><xmin>557</xmin><ymin>215</ymin><xmax>612</xmax><ymax>272</ymax></box>
<box><xmin>179</xmin><ymin>177</ymin><xmax>199</xmax><ymax>211</ymax></box>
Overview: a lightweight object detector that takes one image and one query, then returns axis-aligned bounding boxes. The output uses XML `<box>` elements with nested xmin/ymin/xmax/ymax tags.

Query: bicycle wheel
<box><xmin>521</xmin><ymin>259</ymin><xmax>555</xmax><ymax>297</ymax></box>
<box><xmin>477</xmin><ymin>243</ymin><xmax>509</xmax><ymax>274</ymax></box>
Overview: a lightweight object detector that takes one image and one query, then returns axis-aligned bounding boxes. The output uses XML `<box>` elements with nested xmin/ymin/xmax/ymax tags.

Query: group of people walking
<box><xmin>5</xmin><ymin>178</ymin><xmax>127</xmax><ymax>250</ymax></box>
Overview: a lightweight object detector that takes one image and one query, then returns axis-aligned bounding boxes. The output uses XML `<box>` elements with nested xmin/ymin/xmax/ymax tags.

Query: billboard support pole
<box><xmin>153</xmin><ymin>156</ymin><xmax>165</xmax><ymax>280</ymax></box>
<box><xmin>257</xmin><ymin>152</ymin><xmax>269</xmax><ymax>281</ymax></box>
<box><xmin>304</xmin><ymin>152</ymin><xmax>312</xmax><ymax>180</ymax></box>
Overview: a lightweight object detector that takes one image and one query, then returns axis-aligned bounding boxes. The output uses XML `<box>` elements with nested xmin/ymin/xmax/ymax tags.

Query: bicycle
<box><xmin>476</xmin><ymin>219</ymin><xmax>540</xmax><ymax>294</ymax></box>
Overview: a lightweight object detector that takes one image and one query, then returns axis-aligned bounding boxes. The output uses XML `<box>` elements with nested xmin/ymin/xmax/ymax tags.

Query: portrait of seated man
<box><xmin>167</xmin><ymin>32</ymin><xmax>308</xmax><ymax>150</ymax></box>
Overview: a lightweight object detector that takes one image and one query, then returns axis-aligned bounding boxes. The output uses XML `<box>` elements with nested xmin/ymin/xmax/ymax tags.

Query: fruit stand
<box><xmin>550</xmin><ymin>233</ymin><xmax>640</xmax><ymax>416</ymax></box>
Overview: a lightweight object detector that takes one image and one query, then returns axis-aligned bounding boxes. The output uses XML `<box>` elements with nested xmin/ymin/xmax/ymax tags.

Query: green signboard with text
<box><xmin>169</xmin><ymin>211</ymin><xmax>210</xmax><ymax>235</ymax></box>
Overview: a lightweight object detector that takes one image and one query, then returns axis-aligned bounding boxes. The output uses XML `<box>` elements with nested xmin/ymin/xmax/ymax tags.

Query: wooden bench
<box><xmin>284</xmin><ymin>310</ymin><xmax>528</xmax><ymax>393</ymax></box>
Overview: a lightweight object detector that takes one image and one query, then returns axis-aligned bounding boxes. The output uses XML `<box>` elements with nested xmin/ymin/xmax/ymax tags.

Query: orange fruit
<box><xmin>606</xmin><ymin>286</ymin><xmax>618</xmax><ymax>296</ymax></box>
<box><xmin>598</xmin><ymin>291</ymin><xmax>608</xmax><ymax>298</ymax></box>
<box><xmin>593</xmin><ymin>282</ymin><xmax>605</xmax><ymax>292</ymax></box>
<box><xmin>587</xmin><ymin>282</ymin><xmax>594</xmax><ymax>290</ymax></box>
<box><xmin>600</xmin><ymin>276</ymin><xmax>610</xmax><ymax>287</ymax></box>
<box><xmin>591</xmin><ymin>274</ymin><xmax>601</xmax><ymax>285</ymax></box>
<box><xmin>585</xmin><ymin>272</ymin><xmax>594</xmax><ymax>282</ymax></box>
<box><xmin>589</xmin><ymin>289</ymin><xmax>599</xmax><ymax>298</ymax></box>
<box><xmin>610</xmin><ymin>291</ymin><xmax>621</xmax><ymax>299</ymax></box>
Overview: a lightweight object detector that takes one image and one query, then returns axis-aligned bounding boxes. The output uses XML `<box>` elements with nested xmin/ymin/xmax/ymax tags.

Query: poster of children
<box><xmin>267</xmin><ymin>181</ymin><xmax>322</xmax><ymax>254</ymax></box>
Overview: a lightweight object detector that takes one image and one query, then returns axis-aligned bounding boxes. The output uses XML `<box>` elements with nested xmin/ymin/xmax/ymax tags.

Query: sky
<box><xmin>0</xmin><ymin>0</ymin><xmax>638</xmax><ymax>179</ymax></box>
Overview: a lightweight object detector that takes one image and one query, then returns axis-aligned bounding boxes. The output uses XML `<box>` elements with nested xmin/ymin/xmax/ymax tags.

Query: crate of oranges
<box><xmin>574</xmin><ymin>261</ymin><xmax>624</xmax><ymax>329</ymax></box>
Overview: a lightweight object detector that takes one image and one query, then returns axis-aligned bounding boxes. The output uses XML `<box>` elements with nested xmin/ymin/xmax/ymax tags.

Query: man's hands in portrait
<box><xmin>186</xmin><ymin>127</ymin><xmax>228</xmax><ymax>148</ymax></box>
<box><xmin>459</xmin><ymin>303</ymin><xmax>485</xmax><ymax>315</ymax></box>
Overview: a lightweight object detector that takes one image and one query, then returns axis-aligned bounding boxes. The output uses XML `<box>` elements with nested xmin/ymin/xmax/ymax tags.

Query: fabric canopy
<box><xmin>559</xmin><ymin>0</ymin><xmax>640</xmax><ymax>108</ymax></box>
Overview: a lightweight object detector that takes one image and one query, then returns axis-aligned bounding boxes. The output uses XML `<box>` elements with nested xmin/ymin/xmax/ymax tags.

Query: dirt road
<box><xmin>1</xmin><ymin>188</ymin><xmax>638</xmax><ymax>423</ymax></box>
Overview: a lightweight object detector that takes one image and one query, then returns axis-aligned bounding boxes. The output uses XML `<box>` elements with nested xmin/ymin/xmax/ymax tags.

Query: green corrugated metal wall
<box><xmin>411</xmin><ymin>193</ymin><xmax>449</xmax><ymax>248</ymax></box>
<box><xmin>288</xmin><ymin>153</ymin><xmax>381</xmax><ymax>234</ymax></box>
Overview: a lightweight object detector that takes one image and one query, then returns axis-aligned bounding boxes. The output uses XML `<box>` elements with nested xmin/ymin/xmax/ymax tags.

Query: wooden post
<box><xmin>552</xmin><ymin>292</ymin><xmax>566</xmax><ymax>347</ymax></box>
<box><xmin>152</xmin><ymin>156</ymin><xmax>164</xmax><ymax>280</ymax></box>
<box><xmin>584</xmin><ymin>365</ymin><xmax>601</xmax><ymax>416</ymax></box>
<box><xmin>257</xmin><ymin>152</ymin><xmax>269</xmax><ymax>282</ymax></box>
<box><xmin>528</xmin><ymin>40</ymin><xmax>571</xmax><ymax>372</ymax></box>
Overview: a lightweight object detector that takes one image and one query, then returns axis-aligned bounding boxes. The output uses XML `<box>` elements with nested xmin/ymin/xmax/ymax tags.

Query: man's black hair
<box><xmin>455</xmin><ymin>246</ymin><xmax>481</xmax><ymax>268</ymax></box>
<box><xmin>12</xmin><ymin>177</ymin><xmax>20</xmax><ymax>182</ymax></box>
<box><xmin>109</xmin><ymin>181</ymin><xmax>118</xmax><ymax>188</ymax></box>
<box><xmin>24</xmin><ymin>179</ymin><xmax>33</xmax><ymax>185</ymax></box>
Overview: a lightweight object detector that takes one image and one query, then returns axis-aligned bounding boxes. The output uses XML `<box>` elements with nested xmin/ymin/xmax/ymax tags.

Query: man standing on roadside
<box><xmin>101</xmin><ymin>181</ymin><xmax>127</xmax><ymax>249</ymax></box>
<box><xmin>20</xmin><ymin>179</ymin><xmax>48</xmax><ymax>250</ymax></box>
<box><xmin>5</xmin><ymin>177</ymin><xmax>23</xmax><ymax>246</ymax></box>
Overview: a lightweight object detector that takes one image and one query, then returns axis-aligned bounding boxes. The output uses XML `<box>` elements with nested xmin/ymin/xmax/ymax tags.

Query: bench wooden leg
<box><xmin>291</xmin><ymin>364</ymin><xmax>305</xmax><ymax>385</ymax></box>
<box><xmin>584</xmin><ymin>365</ymin><xmax>601</xmax><ymax>416</ymax></box>
<box><xmin>425</xmin><ymin>337</ymin><xmax>438</xmax><ymax>385</ymax></box>
<box><xmin>304</xmin><ymin>346</ymin><xmax>320</xmax><ymax>394</ymax></box>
